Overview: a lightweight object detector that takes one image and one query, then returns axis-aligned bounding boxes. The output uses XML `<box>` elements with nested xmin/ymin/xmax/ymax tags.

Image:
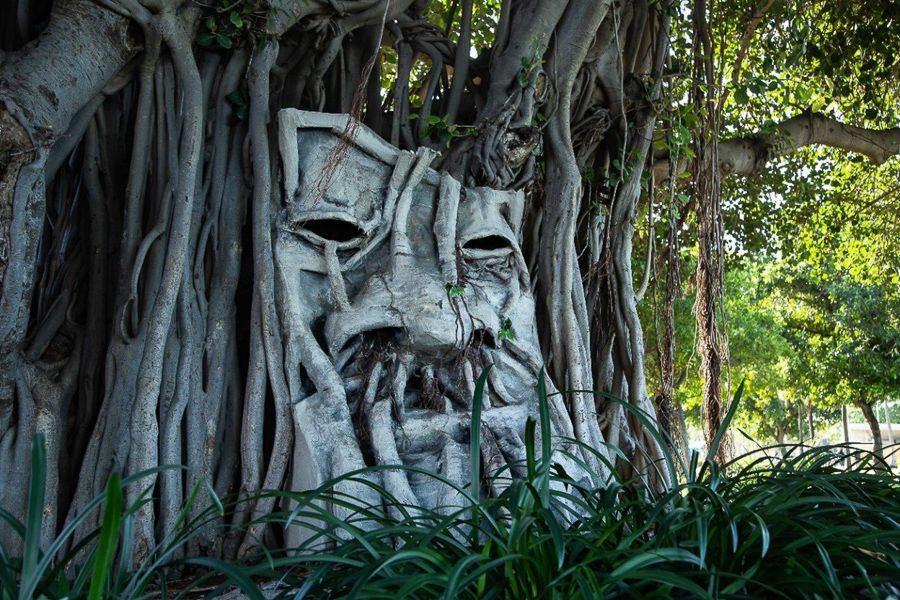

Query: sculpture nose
<box><xmin>325</xmin><ymin>273</ymin><xmax>472</xmax><ymax>360</ymax></box>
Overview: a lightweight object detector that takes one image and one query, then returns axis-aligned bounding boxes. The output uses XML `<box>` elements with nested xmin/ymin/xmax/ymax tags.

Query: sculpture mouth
<box><xmin>333</xmin><ymin>327</ymin><xmax>519</xmax><ymax>464</ymax></box>
<box><xmin>339</xmin><ymin>328</ymin><xmax>493</xmax><ymax>412</ymax></box>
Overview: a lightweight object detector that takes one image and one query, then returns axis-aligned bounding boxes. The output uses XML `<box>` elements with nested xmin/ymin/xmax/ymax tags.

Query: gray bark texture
<box><xmin>856</xmin><ymin>399</ymin><xmax>883</xmax><ymax>457</ymax></box>
<box><xmin>653</xmin><ymin>111</ymin><xmax>900</xmax><ymax>181</ymax></box>
<box><xmin>0</xmin><ymin>0</ymin><xmax>681</xmax><ymax>558</ymax></box>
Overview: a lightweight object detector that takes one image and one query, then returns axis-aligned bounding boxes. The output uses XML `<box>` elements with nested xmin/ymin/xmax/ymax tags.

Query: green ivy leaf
<box><xmin>226</xmin><ymin>88</ymin><xmax>249</xmax><ymax>120</ymax></box>
<box><xmin>498</xmin><ymin>317</ymin><xmax>515</xmax><ymax>342</ymax></box>
<box><xmin>445</xmin><ymin>282</ymin><xmax>465</xmax><ymax>299</ymax></box>
<box><xmin>230</xmin><ymin>10</ymin><xmax>244</xmax><ymax>28</ymax></box>
<box><xmin>217</xmin><ymin>33</ymin><xmax>233</xmax><ymax>49</ymax></box>
<box><xmin>197</xmin><ymin>31</ymin><xmax>215</xmax><ymax>47</ymax></box>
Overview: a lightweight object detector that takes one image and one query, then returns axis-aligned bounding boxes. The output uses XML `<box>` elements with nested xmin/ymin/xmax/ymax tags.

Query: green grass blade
<box><xmin>537</xmin><ymin>368</ymin><xmax>551</xmax><ymax>467</ymax></box>
<box><xmin>183</xmin><ymin>557</ymin><xmax>265</xmax><ymax>600</ymax></box>
<box><xmin>87</xmin><ymin>472</ymin><xmax>123</xmax><ymax>600</ymax></box>
<box><xmin>525</xmin><ymin>417</ymin><xmax>536</xmax><ymax>480</ymax></box>
<box><xmin>471</xmin><ymin>366</ymin><xmax>490</xmax><ymax>546</ymax></box>
<box><xmin>705</xmin><ymin>380</ymin><xmax>744</xmax><ymax>467</ymax></box>
<box><xmin>537</xmin><ymin>369</ymin><xmax>551</xmax><ymax>505</ymax></box>
<box><xmin>0</xmin><ymin>508</ymin><xmax>25</xmax><ymax>540</ymax></box>
<box><xmin>0</xmin><ymin>544</ymin><xmax>18</xmax><ymax>597</ymax></box>
<box><xmin>19</xmin><ymin>433</ymin><xmax>46</xmax><ymax>600</ymax></box>
<box><xmin>471</xmin><ymin>366</ymin><xmax>490</xmax><ymax>500</ymax></box>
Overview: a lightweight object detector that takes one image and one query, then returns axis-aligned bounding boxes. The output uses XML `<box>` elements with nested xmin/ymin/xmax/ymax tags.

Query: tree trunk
<box><xmin>807</xmin><ymin>402</ymin><xmax>815</xmax><ymax>441</ymax></box>
<box><xmin>855</xmin><ymin>399</ymin><xmax>883</xmax><ymax>457</ymax></box>
<box><xmin>842</xmin><ymin>404</ymin><xmax>850</xmax><ymax>468</ymax></box>
<box><xmin>0</xmin><ymin>0</ymin><xmax>139</xmax><ymax>551</ymax></box>
<box><xmin>883</xmin><ymin>400</ymin><xmax>894</xmax><ymax>466</ymax></box>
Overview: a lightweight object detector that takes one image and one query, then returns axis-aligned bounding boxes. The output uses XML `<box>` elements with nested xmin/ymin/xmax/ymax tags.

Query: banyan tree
<box><xmin>2</xmin><ymin>0</ymin><xmax>899</xmax><ymax>560</ymax></box>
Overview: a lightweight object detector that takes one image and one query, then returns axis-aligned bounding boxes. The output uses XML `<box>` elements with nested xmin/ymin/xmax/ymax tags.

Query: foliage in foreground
<box><xmin>2</xmin><ymin>376</ymin><xmax>899</xmax><ymax>599</ymax></box>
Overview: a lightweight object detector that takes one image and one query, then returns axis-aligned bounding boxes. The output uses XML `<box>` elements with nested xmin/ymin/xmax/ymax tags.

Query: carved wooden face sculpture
<box><xmin>274</xmin><ymin>111</ymin><xmax>586</xmax><ymax>529</ymax></box>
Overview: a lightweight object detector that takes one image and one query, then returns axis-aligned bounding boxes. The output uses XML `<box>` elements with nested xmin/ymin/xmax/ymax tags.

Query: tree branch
<box><xmin>0</xmin><ymin>0</ymin><xmax>139</xmax><ymax>144</ymax></box>
<box><xmin>654</xmin><ymin>111</ymin><xmax>900</xmax><ymax>181</ymax></box>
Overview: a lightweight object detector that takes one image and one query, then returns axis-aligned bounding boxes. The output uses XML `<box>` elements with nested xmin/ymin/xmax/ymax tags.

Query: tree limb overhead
<box><xmin>654</xmin><ymin>111</ymin><xmax>900</xmax><ymax>181</ymax></box>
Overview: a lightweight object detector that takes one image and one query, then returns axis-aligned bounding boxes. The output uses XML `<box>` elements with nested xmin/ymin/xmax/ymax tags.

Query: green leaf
<box><xmin>611</xmin><ymin>549</ymin><xmax>702</xmax><ymax>577</ymax></box>
<box><xmin>498</xmin><ymin>317</ymin><xmax>515</xmax><ymax>342</ymax></box>
<box><xmin>225</xmin><ymin>88</ymin><xmax>249</xmax><ymax>120</ymax></box>
<box><xmin>21</xmin><ymin>434</ymin><xmax>46</xmax><ymax>598</ymax></box>
<box><xmin>537</xmin><ymin>369</ymin><xmax>552</xmax><ymax>505</ymax></box>
<box><xmin>471</xmin><ymin>366</ymin><xmax>490</xmax><ymax>501</ymax></box>
<box><xmin>230</xmin><ymin>10</ymin><xmax>244</xmax><ymax>28</ymax></box>
<box><xmin>183</xmin><ymin>557</ymin><xmax>266</xmax><ymax>600</ymax></box>
<box><xmin>206</xmin><ymin>479</ymin><xmax>225</xmax><ymax>517</ymax></box>
<box><xmin>524</xmin><ymin>417</ymin><xmax>537</xmax><ymax>480</ymax></box>
<box><xmin>217</xmin><ymin>33</ymin><xmax>233</xmax><ymax>49</ymax></box>
<box><xmin>705</xmin><ymin>379</ymin><xmax>745</xmax><ymax>466</ymax></box>
<box><xmin>225</xmin><ymin>89</ymin><xmax>247</xmax><ymax>107</ymax></box>
<box><xmin>88</xmin><ymin>473</ymin><xmax>123</xmax><ymax>600</ymax></box>
<box><xmin>445</xmin><ymin>282</ymin><xmax>465</xmax><ymax>299</ymax></box>
<box><xmin>581</xmin><ymin>166</ymin><xmax>596</xmax><ymax>182</ymax></box>
<box><xmin>197</xmin><ymin>31</ymin><xmax>215</xmax><ymax>47</ymax></box>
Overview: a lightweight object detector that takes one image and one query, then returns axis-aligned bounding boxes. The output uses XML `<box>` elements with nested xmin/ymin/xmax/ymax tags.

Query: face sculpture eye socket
<box><xmin>286</xmin><ymin>216</ymin><xmax>368</xmax><ymax>248</ymax></box>
<box><xmin>461</xmin><ymin>234</ymin><xmax>516</xmax><ymax>261</ymax></box>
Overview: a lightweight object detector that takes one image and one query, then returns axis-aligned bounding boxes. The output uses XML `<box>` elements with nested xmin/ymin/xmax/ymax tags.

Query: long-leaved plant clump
<box><xmin>2</xmin><ymin>372</ymin><xmax>899</xmax><ymax>599</ymax></box>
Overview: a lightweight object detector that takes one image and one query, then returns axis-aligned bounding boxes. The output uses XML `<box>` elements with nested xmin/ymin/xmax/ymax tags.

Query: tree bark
<box><xmin>842</xmin><ymin>404</ymin><xmax>850</xmax><ymax>468</ymax></box>
<box><xmin>654</xmin><ymin>111</ymin><xmax>900</xmax><ymax>181</ymax></box>
<box><xmin>807</xmin><ymin>402</ymin><xmax>815</xmax><ymax>441</ymax></box>
<box><xmin>0</xmin><ymin>0</ymin><xmax>139</xmax><ymax>389</ymax></box>
<box><xmin>855</xmin><ymin>399</ymin><xmax>883</xmax><ymax>457</ymax></box>
<box><xmin>0</xmin><ymin>1</ymin><xmax>140</xmax><ymax>551</ymax></box>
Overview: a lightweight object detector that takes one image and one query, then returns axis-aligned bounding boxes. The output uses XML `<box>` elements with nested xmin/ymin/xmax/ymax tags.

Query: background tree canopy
<box><xmin>639</xmin><ymin>0</ymin><xmax>899</xmax><ymax>453</ymax></box>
